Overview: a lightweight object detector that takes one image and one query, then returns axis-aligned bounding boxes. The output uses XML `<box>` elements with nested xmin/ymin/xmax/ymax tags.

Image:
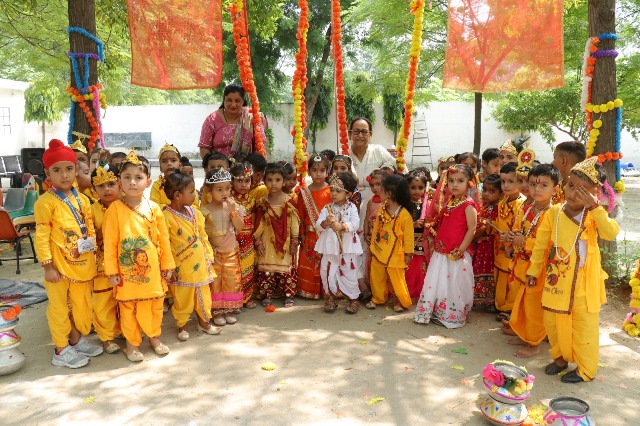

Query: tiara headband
<box><xmin>571</xmin><ymin>157</ymin><xmax>600</xmax><ymax>185</ymax></box>
<box><xmin>233</xmin><ymin>163</ymin><xmax>253</xmax><ymax>179</ymax></box>
<box><xmin>206</xmin><ymin>168</ymin><xmax>232</xmax><ymax>184</ymax></box>
<box><xmin>332</xmin><ymin>155</ymin><xmax>352</xmax><ymax>166</ymax></box>
<box><xmin>92</xmin><ymin>165</ymin><xmax>117</xmax><ymax>186</ymax></box>
<box><xmin>329</xmin><ymin>174</ymin><xmax>346</xmax><ymax>191</ymax></box>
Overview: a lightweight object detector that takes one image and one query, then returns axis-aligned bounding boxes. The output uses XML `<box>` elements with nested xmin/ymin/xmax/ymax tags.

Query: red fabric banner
<box><xmin>443</xmin><ymin>0</ymin><xmax>564</xmax><ymax>93</ymax></box>
<box><xmin>126</xmin><ymin>0</ymin><xmax>223</xmax><ymax>89</ymax></box>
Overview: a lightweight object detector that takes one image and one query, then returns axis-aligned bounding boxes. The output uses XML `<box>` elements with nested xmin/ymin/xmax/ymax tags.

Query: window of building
<box><xmin>0</xmin><ymin>107</ymin><xmax>10</xmax><ymax>134</ymax></box>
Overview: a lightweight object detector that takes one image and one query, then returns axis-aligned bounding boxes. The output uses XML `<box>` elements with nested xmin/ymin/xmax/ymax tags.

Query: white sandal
<box><xmin>177</xmin><ymin>330</ymin><xmax>189</xmax><ymax>341</ymax></box>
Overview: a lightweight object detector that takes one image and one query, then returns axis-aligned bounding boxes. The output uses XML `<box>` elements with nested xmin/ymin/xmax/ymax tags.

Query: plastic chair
<box><xmin>0</xmin><ymin>209</ymin><xmax>38</xmax><ymax>274</ymax></box>
<box><xmin>9</xmin><ymin>190</ymin><xmax>38</xmax><ymax>219</ymax></box>
<box><xmin>3</xmin><ymin>188</ymin><xmax>25</xmax><ymax>212</ymax></box>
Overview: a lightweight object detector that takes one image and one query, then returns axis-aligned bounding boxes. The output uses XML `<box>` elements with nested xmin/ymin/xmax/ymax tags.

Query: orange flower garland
<box><xmin>331</xmin><ymin>0</ymin><xmax>348</xmax><ymax>154</ymax></box>
<box><xmin>395</xmin><ymin>0</ymin><xmax>426</xmax><ymax>172</ymax></box>
<box><xmin>66</xmin><ymin>83</ymin><xmax>104</xmax><ymax>153</ymax></box>
<box><xmin>291</xmin><ymin>0</ymin><xmax>310</xmax><ymax>185</ymax></box>
<box><xmin>228</xmin><ymin>0</ymin><xmax>266</xmax><ymax>157</ymax></box>
<box><xmin>596</xmin><ymin>151</ymin><xmax>623</xmax><ymax>163</ymax></box>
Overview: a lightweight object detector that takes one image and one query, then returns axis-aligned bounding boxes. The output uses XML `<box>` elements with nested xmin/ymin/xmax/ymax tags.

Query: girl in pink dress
<box><xmin>405</xmin><ymin>170</ymin><xmax>432</xmax><ymax>301</ymax></box>
<box><xmin>414</xmin><ymin>165</ymin><xmax>477</xmax><ymax>328</ymax></box>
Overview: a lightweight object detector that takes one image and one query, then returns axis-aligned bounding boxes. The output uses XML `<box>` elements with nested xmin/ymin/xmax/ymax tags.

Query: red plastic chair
<box><xmin>0</xmin><ymin>209</ymin><xmax>38</xmax><ymax>274</ymax></box>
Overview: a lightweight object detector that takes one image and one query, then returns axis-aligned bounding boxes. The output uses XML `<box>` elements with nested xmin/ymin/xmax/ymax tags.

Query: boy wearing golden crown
<box><xmin>150</xmin><ymin>143</ymin><xmax>200</xmax><ymax>208</ymax></box>
<box><xmin>103</xmin><ymin>150</ymin><xmax>176</xmax><ymax>362</ymax></box>
<box><xmin>526</xmin><ymin>158</ymin><xmax>619</xmax><ymax>383</ymax></box>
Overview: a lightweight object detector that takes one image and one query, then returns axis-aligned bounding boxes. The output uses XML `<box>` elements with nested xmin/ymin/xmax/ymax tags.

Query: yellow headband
<box><xmin>516</xmin><ymin>149</ymin><xmax>536</xmax><ymax>176</ymax></box>
<box><xmin>500</xmin><ymin>139</ymin><xmax>518</xmax><ymax>156</ymax></box>
<box><xmin>70</xmin><ymin>140</ymin><xmax>88</xmax><ymax>155</ymax></box>
<box><xmin>92</xmin><ymin>165</ymin><xmax>118</xmax><ymax>186</ymax></box>
<box><xmin>571</xmin><ymin>157</ymin><xmax>600</xmax><ymax>185</ymax></box>
<box><xmin>122</xmin><ymin>150</ymin><xmax>142</xmax><ymax>166</ymax></box>
<box><xmin>159</xmin><ymin>143</ymin><xmax>179</xmax><ymax>158</ymax></box>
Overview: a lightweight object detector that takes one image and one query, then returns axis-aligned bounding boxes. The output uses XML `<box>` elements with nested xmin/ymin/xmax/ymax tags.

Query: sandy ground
<box><xmin>1</xmin><ymin>178</ymin><xmax>639</xmax><ymax>425</ymax></box>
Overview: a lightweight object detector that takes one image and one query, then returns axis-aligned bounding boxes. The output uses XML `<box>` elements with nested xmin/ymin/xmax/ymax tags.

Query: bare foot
<box><xmin>514</xmin><ymin>345</ymin><xmax>540</xmax><ymax>358</ymax></box>
<box><xmin>507</xmin><ymin>337</ymin><xmax>527</xmax><ymax>346</ymax></box>
<box><xmin>501</xmin><ymin>326</ymin><xmax>517</xmax><ymax>336</ymax></box>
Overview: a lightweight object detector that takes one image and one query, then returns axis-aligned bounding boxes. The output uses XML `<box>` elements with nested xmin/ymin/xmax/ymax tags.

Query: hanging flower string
<box><xmin>228</xmin><ymin>0</ymin><xmax>266</xmax><ymax>157</ymax></box>
<box><xmin>623</xmin><ymin>261</ymin><xmax>640</xmax><ymax>337</ymax></box>
<box><xmin>291</xmin><ymin>0</ymin><xmax>310</xmax><ymax>185</ymax></box>
<box><xmin>581</xmin><ymin>32</ymin><xmax>624</xmax><ymax>193</ymax></box>
<box><xmin>66</xmin><ymin>27</ymin><xmax>106</xmax><ymax>152</ymax></box>
<box><xmin>331</xmin><ymin>0</ymin><xmax>348</xmax><ymax>154</ymax></box>
<box><xmin>395</xmin><ymin>0</ymin><xmax>426</xmax><ymax>172</ymax></box>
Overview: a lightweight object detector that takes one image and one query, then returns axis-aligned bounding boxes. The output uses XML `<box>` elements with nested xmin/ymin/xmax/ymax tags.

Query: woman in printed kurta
<box><xmin>527</xmin><ymin>160</ymin><xmax>619</xmax><ymax>383</ymax></box>
<box><xmin>296</xmin><ymin>155</ymin><xmax>331</xmax><ymax>299</ymax></box>
<box><xmin>104</xmin><ymin>151</ymin><xmax>175</xmax><ymax>362</ymax></box>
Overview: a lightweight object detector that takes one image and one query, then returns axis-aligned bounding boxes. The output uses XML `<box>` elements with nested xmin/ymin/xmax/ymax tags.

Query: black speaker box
<box><xmin>21</xmin><ymin>148</ymin><xmax>45</xmax><ymax>177</ymax></box>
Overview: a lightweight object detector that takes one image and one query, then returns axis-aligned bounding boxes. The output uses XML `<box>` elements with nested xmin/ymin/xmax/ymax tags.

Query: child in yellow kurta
<box><xmin>150</xmin><ymin>143</ymin><xmax>200</xmax><ymax>208</ymax></box>
<box><xmin>90</xmin><ymin>165</ymin><xmax>121</xmax><ymax>354</ymax></box>
<box><xmin>507</xmin><ymin>163</ymin><xmax>559</xmax><ymax>358</ymax></box>
<box><xmin>253</xmin><ymin>163</ymin><xmax>300</xmax><ymax>308</ymax></box>
<box><xmin>551</xmin><ymin>141</ymin><xmax>587</xmax><ymax>205</ymax></box>
<box><xmin>163</xmin><ymin>172</ymin><xmax>221</xmax><ymax>340</ymax></box>
<box><xmin>104</xmin><ymin>151</ymin><xmax>175</xmax><ymax>362</ymax></box>
<box><xmin>245</xmin><ymin>152</ymin><xmax>268</xmax><ymax>201</ymax></box>
<box><xmin>526</xmin><ymin>158</ymin><xmax>619</xmax><ymax>383</ymax></box>
<box><xmin>35</xmin><ymin>139</ymin><xmax>103</xmax><ymax>368</ymax></box>
<box><xmin>369</xmin><ymin>174</ymin><xmax>414</xmax><ymax>311</ymax></box>
<box><xmin>494</xmin><ymin>161</ymin><xmax>526</xmax><ymax>315</ymax></box>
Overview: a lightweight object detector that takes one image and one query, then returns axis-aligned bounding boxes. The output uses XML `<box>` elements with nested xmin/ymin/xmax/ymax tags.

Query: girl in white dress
<box><xmin>315</xmin><ymin>173</ymin><xmax>363</xmax><ymax>314</ymax></box>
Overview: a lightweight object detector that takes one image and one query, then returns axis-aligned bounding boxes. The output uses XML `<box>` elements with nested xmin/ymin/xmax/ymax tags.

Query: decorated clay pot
<box><xmin>479</xmin><ymin>395</ymin><xmax>528</xmax><ymax>426</ymax></box>
<box><xmin>543</xmin><ymin>397</ymin><xmax>595</xmax><ymax>426</ymax></box>
<box><xmin>0</xmin><ymin>348</ymin><xmax>26</xmax><ymax>376</ymax></box>
<box><xmin>483</xmin><ymin>362</ymin><xmax>532</xmax><ymax>404</ymax></box>
<box><xmin>0</xmin><ymin>329</ymin><xmax>21</xmax><ymax>351</ymax></box>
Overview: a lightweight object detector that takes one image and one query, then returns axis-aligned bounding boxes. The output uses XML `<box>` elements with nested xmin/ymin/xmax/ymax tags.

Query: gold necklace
<box><xmin>444</xmin><ymin>196</ymin><xmax>466</xmax><ymax>216</ymax></box>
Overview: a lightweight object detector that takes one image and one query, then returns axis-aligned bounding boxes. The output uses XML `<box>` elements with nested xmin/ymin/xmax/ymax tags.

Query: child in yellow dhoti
<box><xmin>551</xmin><ymin>141</ymin><xmax>587</xmax><ymax>205</ymax></box>
<box><xmin>104</xmin><ymin>151</ymin><xmax>176</xmax><ymax>362</ymax></box>
<box><xmin>494</xmin><ymin>161</ymin><xmax>526</xmax><ymax>317</ymax></box>
<box><xmin>526</xmin><ymin>158</ymin><xmax>619</xmax><ymax>383</ymax></box>
<box><xmin>163</xmin><ymin>172</ymin><xmax>221</xmax><ymax>341</ymax></box>
<box><xmin>90</xmin><ymin>165</ymin><xmax>122</xmax><ymax>354</ymax></box>
<box><xmin>369</xmin><ymin>174</ymin><xmax>414</xmax><ymax>311</ymax></box>
<box><xmin>507</xmin><ymin>162</ymin><xmax>559</xmax><ymax>358</ymax></box>
<box><xmin>35</xmin><ymin>139</ymin><xmax>103</xmax><ymax>368</ymax></box>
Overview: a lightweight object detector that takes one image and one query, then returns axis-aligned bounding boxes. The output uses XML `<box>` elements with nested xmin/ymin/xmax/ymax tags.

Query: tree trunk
<box><xmin>41</xmin><ymin>121</ymin><xmax>45</xmax><ymax>147</ymax></box>
<box><xmin>588</xmin><ymin>0</ymin><xmax>616</xmax><ymax>276</ymax></box>
<box><xmin>68</xmin><ymin>0</ymin><xmax>98</xmax><ymax>147</ymax></box>
<box><xmin>304</xmin><ymin>25</ymin><xmax>332</xmax><ymax>139</ymax></box>
<box><xmin>473</xmin><ymin>92</ymin><xmax>482</xmax><ymax>155</ymax></box>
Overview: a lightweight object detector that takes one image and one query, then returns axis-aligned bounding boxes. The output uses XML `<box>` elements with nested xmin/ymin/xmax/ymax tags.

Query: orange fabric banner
<box><xmin>126</xmin><ymin>0</ymin><xmax>223</xmax><ymax>90</ymax></box>
<box><xmin>443</xmin><ymin>0</ymin><xmax>564</xmax><ymax>93</ymax></box>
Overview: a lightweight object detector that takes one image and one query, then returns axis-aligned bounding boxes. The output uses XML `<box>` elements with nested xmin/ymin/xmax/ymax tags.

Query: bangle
<box><xmin>230</xmin><ymin>211</ymin><xmax>239</xmax><ymax>218</ymax></box>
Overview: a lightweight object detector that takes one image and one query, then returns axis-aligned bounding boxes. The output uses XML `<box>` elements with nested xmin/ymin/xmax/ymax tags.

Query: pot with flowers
<box><xmin>479</xmin><ymin>360</ymin><xmax>535</xmax><ymax>425</ymax></box>
<box><xmin>0</xmin><ymin>305</ymin><xmax>26</xmax><ymax>376</ymax></box>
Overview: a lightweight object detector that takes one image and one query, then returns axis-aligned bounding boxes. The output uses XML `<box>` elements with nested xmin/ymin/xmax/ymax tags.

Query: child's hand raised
<box><xmin>575</xmin><ymin>186</ymin><xmax>599</xmax><ymax>210</ymax></box>
<box><xmin>225</xmin><ymin>198</ymin><xmax>238</xmax><ymax>212</ymax></box>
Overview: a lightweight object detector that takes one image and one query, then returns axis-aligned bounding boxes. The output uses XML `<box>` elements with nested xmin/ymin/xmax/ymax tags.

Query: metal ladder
<box><xmin>410</xmin><ymin>111</ymin><xmax>433</xmax><ymax>170</ymax></box>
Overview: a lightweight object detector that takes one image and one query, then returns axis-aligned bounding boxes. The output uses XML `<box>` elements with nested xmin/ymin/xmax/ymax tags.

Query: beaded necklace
<box><xmin>554</xmin><ymin>204</ymin><xmax>585</xmax><ymax>262</ymax></box>
<box><xmin>444</xmin><ymin>196</ymin><xmax>467</xmax><ymax>217</ymax></box>
<box><xmin>376</xmin><ymin>200</ymin><xmax>402</xmax><ymax>226</ymax></box>
<box><xmin>521</xmin><ymin>204</ymin><xmax>549</xmax><ymax>239</ymax></box>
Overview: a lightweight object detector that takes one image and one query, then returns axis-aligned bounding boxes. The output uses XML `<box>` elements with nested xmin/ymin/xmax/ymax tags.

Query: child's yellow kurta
<box><xmin>369</xmin><ymin>206</ymin><xmax>414</xmax><ymax>308</ymax></box>
<box><xmin>150</xmin><ymin>176</ymin><xmax>200</xmax><ymax>208</ymax></box>
<box><xmin>527</xmin><ymin>204</ymin><xmax>619</xmax><ymax>381</ymax></box>
<box><xmin>552</xmin><ymin>180</ymin><xmax>565</xmax><ymax>205</ymax></box>
<box><xmin>508</xmin><ymin>205</ymin><xmax>550</xmax><ymax>346</ymax></box>
<box><xmin>91</xmin><ymin>201</ymin><xmax>120</xmax><ymax>342</ymax></box>
<box><xmin>494</xmin><ymin>194</ymin><xmax>526</xmax><ymax>311</ymax></box>
<box><xmin>163</xmin><ymin>206</ymin><xmax>215</xmax><ymax>326</ymax></box>
<box><xmin>83</xmin><ymin>187</ymin><xmax>99</xmax><ymax>203</ymax></box>
<box><xmin>253</xmin><ymin>196</ymin><xmax>300</xmax><ymax>273</ymax></box>
<box><xmin>34</xmin><ymin>190</ymin><xmax>96</xmax><ymax>347</ymax></box>
<box><xmin>249</xmin><ymin>184</ymin><xmax>268</xmax><ymax>201</ymax></box>
<box><xmin>103</xmin><ymin>199</ymin><xmax>175</xmax><ymax>345</ymax></box>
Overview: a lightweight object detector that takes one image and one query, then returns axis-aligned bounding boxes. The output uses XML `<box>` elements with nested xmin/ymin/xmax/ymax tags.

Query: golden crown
<box><xmin>329</xmin><ymin>174</ymin><xmax>346</xmax><ymax>191</ymax></box>
<box><xmin>123</xmin><ymin>150</ymin><xmax>142</xmax><ymax>166</ymax></box>
<box><xmin>92</xmin><ymin>165</ymin><xmax>118</xmax><ymax>186</ymax></box>
<box><xmin>500</xmin><ymin>139</ymin><xmax>518</xmax><ymax>156</ymax></box>
<box><xmin>69</xmin><ymin>140</ymin><xmax>88</xmax><ymax>155</ymax></box>
<box><xmin>571</xmin><ymin>157</ymin><xmax>600</xmax><ymax>185</ymax></box>
<box><xmin>159</xmin><ymin>143</ymin><xmax>179</xmax><ymax>158</ymax></box>
<box><xmin>516</xmin><ymin>149</ymin><xmax>536</xmax><ymax>176</ymax></box>
<box><xmin>205</xmin><ymin>167</ymin><xmax>232</xmax><ymax>184</ymax></box>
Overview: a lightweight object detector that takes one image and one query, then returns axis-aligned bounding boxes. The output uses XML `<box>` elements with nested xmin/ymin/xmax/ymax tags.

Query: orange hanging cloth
<box><xmin>126</xmin><ymin>0</ymin><xmax>223</xmax><ymax>89</ymax></box>
<box><xmin>443</xmin><ymin>0</ymin><xmax>564</xmax><ymax>92</ymax></box>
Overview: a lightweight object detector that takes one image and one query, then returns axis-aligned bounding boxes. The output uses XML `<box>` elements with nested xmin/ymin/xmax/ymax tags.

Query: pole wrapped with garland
<box><xmin>228</xmin><ymin>0</ymin><xmax>266</xmax><ymax>157</ymax></box>
<box><xmin>331</xmin><ymin>0</ymin><xmax>348</xmax><ymax>154</ymax></box>
<box><xmin>395</xmin><ymin>0</ymin><xmax>425</xmax><ymax>172</ymax></box>
<box><xmin>291</xmin><ymin>0</ymin><xmax>310</xmax><ymax>185</ymax></box>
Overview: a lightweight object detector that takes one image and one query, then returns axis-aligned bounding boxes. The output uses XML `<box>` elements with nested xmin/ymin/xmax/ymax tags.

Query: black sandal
<box><xmin>283</xmin><ymin>298</ymin><xmax>294</xmax><ymax>308</ymax></box>
<box><xmin>261</xmin><ymin>298</ymin><xmax>272</xmax><ymax>307</ymax></box>
<box><xmin>496</xmin><ymin>312</ymin><xmax>511</xmax><ymax>323</ymax></box>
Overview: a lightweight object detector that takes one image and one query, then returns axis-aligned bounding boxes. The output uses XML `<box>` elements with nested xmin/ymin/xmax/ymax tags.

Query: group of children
<box><xmin>35</xmin><ymin>136</ymin><xmax>619</xmax><ymax>384</ymax></box>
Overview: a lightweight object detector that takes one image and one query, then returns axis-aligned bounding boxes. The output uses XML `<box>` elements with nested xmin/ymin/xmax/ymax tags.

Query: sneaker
<box><xmin>72</xmin><ymin>336</ymin><xmax>104</xmax><ymax>357</ymax></box>
<box><xmin>52</xmin><ymin>346</ymin><xmax>89</xmax><ymax>368</ymax></box>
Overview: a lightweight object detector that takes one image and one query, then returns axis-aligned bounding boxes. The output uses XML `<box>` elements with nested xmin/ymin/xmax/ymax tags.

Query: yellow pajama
<box><xmin>44</xmin><ymin>278</ymin><xmax>92</xmax><ymax>348</ymax></box>
<box><xmin>494</xmin><ymin>268</ymin><xmax>519</xmax><ymax>312</ymax></box>
<box><xmin>510</xmin><ymin>286</ymin><xmax>545</xmax><ymax>346</ymax></box>
<box><xmin>92</xmin><ymin>276</ymin><xmax>120</xmax><ymax>342</ymax></box>
<box><xmin>171</xmin><ymin>285</ymin><xmax>212</xmax><ymax>327</ymax></box>
<box><xmin>119</xmin><ymin>299</ymin><xmax>164</xmax><ymax>346</ymax></box>
<box><xmin>370</xmin><ymin>257</ymin><xmax>412</xmax><ymax>308</ymax></box>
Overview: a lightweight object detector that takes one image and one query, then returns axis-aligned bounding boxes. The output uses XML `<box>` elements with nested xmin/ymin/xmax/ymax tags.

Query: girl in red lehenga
<box><xmin>296</xmin><ymin>155</ymin><xmax>331</xmax><ymax>299</ymax></box>
<box><xmin>405</xmin><ymin>170</ymin><xmax>432</xmax><ymax>302</ymax></box>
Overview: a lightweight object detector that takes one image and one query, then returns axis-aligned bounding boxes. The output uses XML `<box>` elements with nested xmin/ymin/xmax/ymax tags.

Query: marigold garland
<box><xmin>395</xmin><ymin>0</ymin><xmax>426</xmax><ymax>172</ymax></box>
<box><xmin>66</xmin><ymin>83</ymin><xmax>106</xmax><ymax>153</ymax></box>
<box><xmin>331</xmin><ymin>0</ymin><xmax>348</xmax><ymax>154</ymax></box>
<box><xmin>228</xmin><ymin>0</ymin><xmax>266</xmax><ymax>157</ymax></box>
<box><xmin>291</xmin><ymin>0</ymin><xmax>310</xmax><ymax>185</ymax></box>
<box><xmin>622</xmin><ymin>261</ymin><xmax>640</xmax><ymax>337</ymax></box>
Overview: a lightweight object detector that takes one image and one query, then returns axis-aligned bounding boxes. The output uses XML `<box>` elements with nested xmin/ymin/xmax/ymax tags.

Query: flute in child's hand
<box><xmin>485</xmin><ymin>219</ymin><xmax>503</xmax><ymax>234</ymax></box>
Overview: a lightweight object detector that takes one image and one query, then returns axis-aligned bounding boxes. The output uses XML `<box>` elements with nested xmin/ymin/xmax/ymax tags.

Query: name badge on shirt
<box><xmin>78</xmin><ymin>237</ymin><xmax>95</xmax><ymax>254</ymax></box>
